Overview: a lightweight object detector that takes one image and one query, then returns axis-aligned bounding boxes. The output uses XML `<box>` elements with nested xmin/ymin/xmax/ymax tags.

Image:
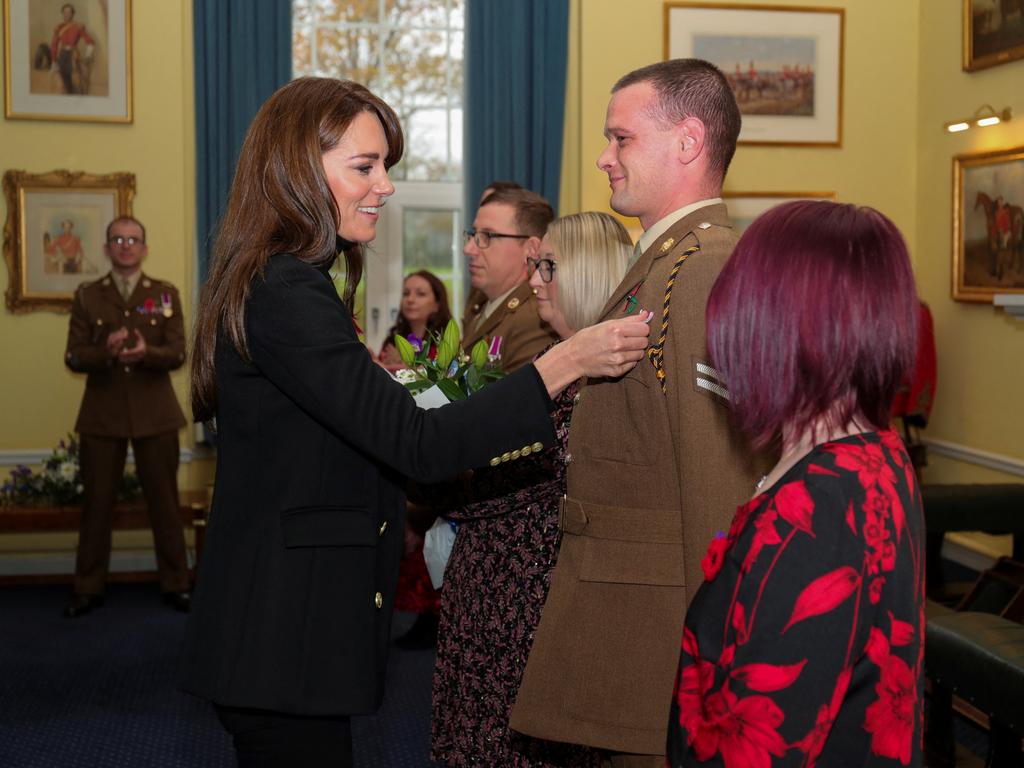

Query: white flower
<box><xmin>59</xmin><ymin>461</ymin><xmax>76</xmax><ymax>482</ymax></box>
<box><xmin>394</xmin><ymin>368</ymin><xmax>419</xmax><ymax>384</ymax></box>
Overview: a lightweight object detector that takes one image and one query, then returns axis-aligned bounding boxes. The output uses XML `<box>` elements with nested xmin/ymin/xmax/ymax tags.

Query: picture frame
<box><xmin>723</xmin><ymin>191</ymin><xmax>836</xmax><ymax>234</ymax></box>
<box><xmin>2</xmin><ymin>169</ymin><xmax>135</xmax><ymax>313</ymax></box>
<box><xmin>3</xmin><ymin>0</ymin><xmax>133</xmax><ymax>123</ymax></box>
<box><xmin>963</xmin><ymin>0</ymin><xmax>1024</xmax><ymax>72</ymax></box>
<box><xmin>664</xmin><ymin>2</ymin><xmax>844</xmax><ymax>146</ymax></box>
<box><xmin>952</xmin><ymin>146</ymin><xmax>1024</xmax><ymax>302</ymax></box>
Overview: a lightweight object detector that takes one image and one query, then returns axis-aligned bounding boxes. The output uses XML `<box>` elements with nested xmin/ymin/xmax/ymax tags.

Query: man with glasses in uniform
<box><xmin>461</xmin><ymin>187</ymin><xmax>559</xmax><ymax>372</ymax></box>
<box><xmin>62</xmin><ymin>216</ymin><xmax>191</xmax><ymax>618</ymax></box>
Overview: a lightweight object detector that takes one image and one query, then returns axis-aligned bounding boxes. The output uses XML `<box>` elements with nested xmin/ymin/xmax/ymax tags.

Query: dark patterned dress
<box><xmin>667</xmin><ymin>430</ymin><xmax>925</xmax><ymax>767</ymax></box>
<box><xmin>431</xmin><ymin>381</ymin><xmax>600</xmax><ymax>768</ymax></box>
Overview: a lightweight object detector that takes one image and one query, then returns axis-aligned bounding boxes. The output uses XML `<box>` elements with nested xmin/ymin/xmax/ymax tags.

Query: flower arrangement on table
<box><xmin>0</xmin><ymin>434</ymin><xmax>141</xmax><ymax>507</ymax></box>
<box><xmin>391</xmin><ymin>319</ymin><xmax>504</xmax><ymax>403</ymax></box>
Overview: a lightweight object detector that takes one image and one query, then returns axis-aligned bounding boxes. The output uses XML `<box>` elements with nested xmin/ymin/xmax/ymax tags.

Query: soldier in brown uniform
<box><xmin>511</xmin><ymin>60</ymin><xmax>763</xmax><ymax>766</ymax></box>
<box><xmin>62</xmin><ymin>216</ymin><xmax>190</xmax><ymax>617</ymax></box>
<box><xmin>461</xmin><ymin>187</ymin><xmax>559</xmax><ymax>372</ymax></box>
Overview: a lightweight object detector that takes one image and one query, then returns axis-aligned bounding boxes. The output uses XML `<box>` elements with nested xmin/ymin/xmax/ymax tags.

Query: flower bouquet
<box><xmin>0</xmin><ymin>434</ymin><xmax>141</xmax><ymax>507</ymax></box>
<box><xmin>391</xmin><ymin>319</ymin><xmax>504</xmax><ymax>404</ymax></box>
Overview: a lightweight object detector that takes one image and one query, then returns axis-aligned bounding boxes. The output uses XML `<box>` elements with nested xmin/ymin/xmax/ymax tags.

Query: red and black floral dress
<box><xmin>667</xmin><ymin>430</ymin><xmax>924</xmax><ymax>767</ymax></box>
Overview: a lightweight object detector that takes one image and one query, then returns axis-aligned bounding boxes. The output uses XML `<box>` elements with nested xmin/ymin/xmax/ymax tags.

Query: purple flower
<box><xmin>406</xmin><ymin>334</ymin><xmax>423</xmax><ymax>352</ymax></box>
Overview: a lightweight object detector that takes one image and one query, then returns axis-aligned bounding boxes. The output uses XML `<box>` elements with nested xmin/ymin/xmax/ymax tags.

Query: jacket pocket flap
<box><xmin>579</xmin><ymin>537</ymin><xmax>684</xmax><ymax>586</ymax></box>
<box><xmin>281</xmin><ymin>506</ymin><xmax>376</xmax><ymax>548</ymax></box>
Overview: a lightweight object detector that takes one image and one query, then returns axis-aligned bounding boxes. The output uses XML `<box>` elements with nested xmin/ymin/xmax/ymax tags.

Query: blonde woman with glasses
<box><xmin>431</xmin><ymin>212</ymin><xmax>640</xmax><ymax>768</ymax></box>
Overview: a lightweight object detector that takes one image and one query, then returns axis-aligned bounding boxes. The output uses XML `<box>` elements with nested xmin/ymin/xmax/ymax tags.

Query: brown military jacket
<box><xmin>65</xmin><ymin>271</ymin><xmax>187</xmax><ymax>438</ymax></box>
<box><xmin>461</xmin><ymin>281</ymin><xmax>559</xmax><ymax>373</ymax></box>
<box><xmin>511</xmin><ymin>204</ymin><xmax>765</xmax><ymax>755</ymax></box>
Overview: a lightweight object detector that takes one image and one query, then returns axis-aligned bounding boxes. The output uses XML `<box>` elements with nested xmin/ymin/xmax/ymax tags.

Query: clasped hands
<box><xmin>106</xmin><ymin>327</ymin><xmax>147</xmax><ymax>364</ymax></box>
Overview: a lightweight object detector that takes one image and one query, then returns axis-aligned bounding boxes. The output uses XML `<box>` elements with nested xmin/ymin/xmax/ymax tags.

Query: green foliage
<box><xmin>0</xmin><ymin>434</ymin><xmax>141</xmax><ymax>507</ymax></box>
<box><xmin>392</xmin><ymin>319</ymin><xmax>504</xmax><ymax>402</ymax></box>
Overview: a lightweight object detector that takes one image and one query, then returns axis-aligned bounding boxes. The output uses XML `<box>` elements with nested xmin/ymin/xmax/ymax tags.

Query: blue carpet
<box><xmin>0</xmin><ymin>582</ymin><xmax>437</xmax><ymax>767</ymax></box>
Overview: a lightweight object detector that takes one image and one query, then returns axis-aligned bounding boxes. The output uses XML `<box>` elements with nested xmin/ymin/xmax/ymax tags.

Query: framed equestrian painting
<box><xmin>723</xmin><ymin>191</ymin><xmax>836</xmax><ymax>235</ymax></box>
<box><xmin>3</xmin><ymin>0</ymin><xmax>133</xmax><ymax>122</ymax></box>
<box><xmin>2</xmin><ymin>169</ymin><xmax>135</xmax><ymax>313</ymax></box>
<box><xmin>952</xmin><ymin>146</ymin><xmax>1024</xmax><ymax>302</ymax></box>
<box><xmin>964</xmin><ymin>0</ymin><xmax>1024</xmax><ymax>71</ymax></box>
<box><xmin>664</xmin><ymin>2</ymin><xmax>844</xmax><ymax>146</ymax></box>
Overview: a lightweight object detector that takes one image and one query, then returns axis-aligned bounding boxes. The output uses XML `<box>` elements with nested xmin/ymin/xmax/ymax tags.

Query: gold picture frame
<box><xmin>952</xmin><ymin>146</ymin><xmax>1024</xmax><ymax>302</ymax></box>
<box><xmin>963</xmin><ymin>0</ymin><xmax>1024</xmax><ymax>72</ymax></box>
<box><xmin>723</xmin><ymin>191</ymin><xmax>837</xmax><ymax>234</ymax></box>
<box><xmin>3</xmin><ymin>169</ymin><xmax>135</xmax><ymax>313</ymax></box>
<box><xmin>664</xmin><ymin>2</ymin><xmax>844</xmax><ymax>147</ymax></box>
<box><xmin>3</xmin><ymin>0</ymin><xmax>133</xmax><ymax>122</ymax></box>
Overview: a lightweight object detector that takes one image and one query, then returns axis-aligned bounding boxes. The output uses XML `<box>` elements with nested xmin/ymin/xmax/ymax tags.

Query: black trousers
<box><xmin>214</xmin><ymin>705</ymin><xmax>353</xmax><ymax>768</ymax></box>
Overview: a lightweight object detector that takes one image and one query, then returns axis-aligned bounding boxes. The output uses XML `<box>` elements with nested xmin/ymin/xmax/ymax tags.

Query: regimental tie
<box><xmin>120</xmin><ymin>278</ymin><xmax>132</xmax><ymax>301</ymax></box>
<box><xmin>647</xmin><ymin>243</ymin><xmax>700</xmax><ymax>393</ymax></box>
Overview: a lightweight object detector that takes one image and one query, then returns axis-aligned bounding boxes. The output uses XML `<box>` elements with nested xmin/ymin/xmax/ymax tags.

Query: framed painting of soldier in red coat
<box><xmin>2</xmin><ymin>169</ymin><xmax>135</xmax><ymax>312</ymax></box>
<box><xmin>3</xmin><ymin>0</ymin><xmax>132</xmax><ymax>122</ymax></box>
<box><xmin>953</xmin><ymin>146</ymin><xmax>1024</xmax><ymax>301</ymax></box>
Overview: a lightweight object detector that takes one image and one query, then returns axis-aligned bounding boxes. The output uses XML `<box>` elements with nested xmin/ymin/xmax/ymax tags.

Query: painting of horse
<box><xmin>954</xmin><ymin>148</ymin><xmax>1024</xmax><ymax>301</ymax></box>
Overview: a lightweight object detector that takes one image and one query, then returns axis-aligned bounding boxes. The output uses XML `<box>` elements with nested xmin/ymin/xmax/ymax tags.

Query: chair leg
<box><xmin>925</xmin><ymin>683</ymin><xmax>956</xmax><ymax>768</ymax></box>
<box><xmin>987</xmin><ymin>721</ymin><xmax>1022</xmax><ymax>768</ymax></box>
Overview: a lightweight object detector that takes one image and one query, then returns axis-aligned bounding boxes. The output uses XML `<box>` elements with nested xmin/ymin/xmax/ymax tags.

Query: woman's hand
<box><xmin>533</xmin><ymin>311</ymin><xmax>653</xmax><ymax>397</ymax></box>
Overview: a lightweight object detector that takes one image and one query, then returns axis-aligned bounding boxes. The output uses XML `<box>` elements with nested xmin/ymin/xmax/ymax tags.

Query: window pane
<box><xmin>403</xmin><ymin>208</ymin><xmax>457</xmax><ymax>303</ymax></box>
<box><xmin>314</xmin><ymin>0</ymin><xmax>379</xmax><ymax>24</ymax></box>
<box><xmin>396</xmin><ymin>108</ymin><xmax>454</xmax><ymax>181</ymax></box>
<box><xmin>380</xmin><ymin>29</ymin><xmax>449</xmax><ymax>109</ymax></box>
<box><xmin>292</xmin><ymin>25</ymin><xmax>313</xmax><ymax>73</ymax></box>
<box><xmin>384</xmin><ymin>0</ymin><xmax>450</xmax><ymax>28</ymax></box>
<box><xmin>313</xmin><ymin>27</ymin><xmax>379</xmax><ymax>85</ymax></box>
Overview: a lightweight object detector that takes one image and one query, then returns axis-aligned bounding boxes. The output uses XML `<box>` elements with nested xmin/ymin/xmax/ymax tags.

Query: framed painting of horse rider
<box><xmin>664</xmin><ymin>3</ymin><xmax>844</xmax><ymax>146</ymax></box>
<box><xmin>953</xmin><ymin>146</ymin><xmax>1024</xmax><ymax>302</ymax></box>
<box><xmin>964</xmin><ymin>0</ymin><xmax>1024</xmax><ymax>71</ymax></box>
<box><xmin>3</xmin><ymin>0</ymin><xmax>133</xmax><ymax>122</ymax></box>
<box><xmin>2</xmin><ymin>169</ymin><xmax>135</xmax><ymax>312</ymax></box>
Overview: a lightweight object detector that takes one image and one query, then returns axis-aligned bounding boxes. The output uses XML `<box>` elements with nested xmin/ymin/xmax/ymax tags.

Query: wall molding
<box><xmin>923</xmin><ymin>437</ymin><xmax>1024</xmax><ymax>478</ymax></box>
<box><xmin>0</xmin><ymin>447</ymin><xmax>199</xmax><ymax>467</ymax></box>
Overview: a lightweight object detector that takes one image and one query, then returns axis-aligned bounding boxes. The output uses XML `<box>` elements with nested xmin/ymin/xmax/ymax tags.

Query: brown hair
<box><xmin>383</xmin><ymin>270</ymin><xmax>453</xmax><ymax>347</ymax></box>
<box><xmin>191</xmin><ymin>77</ymin><xmax>404</xmax><ymax>422</ymax></box>
<box><xmin>480</xmin><ymin>180</ymin><xmax>523</xmax><ymax>204</ymax></box>
<box><xmin>479</xmin><ymin>187</ymin><xmax>553</xmax><ymax>238</ymax></box>
<box><xmin>614</xmin><ymin>59</ymin><xmax>741</xmax><ymax>186</ymax></box>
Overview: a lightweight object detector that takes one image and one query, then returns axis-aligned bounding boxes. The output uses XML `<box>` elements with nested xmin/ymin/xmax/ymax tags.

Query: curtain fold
<box><xmin>193</xmin><ymin>1</ymin><xmax>291</xmax><ymax>280</ymax></box>
<box><xmin>464</xmin><ymin>0</ymin><xmax>569</xmax><ymax>217</ymax></box>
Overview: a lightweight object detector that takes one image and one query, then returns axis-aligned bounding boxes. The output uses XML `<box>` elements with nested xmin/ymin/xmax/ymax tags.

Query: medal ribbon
<box><xmin>647</xmin><ymin>244</ymin><xmax>700</xmax><ymax>394</ymax></box>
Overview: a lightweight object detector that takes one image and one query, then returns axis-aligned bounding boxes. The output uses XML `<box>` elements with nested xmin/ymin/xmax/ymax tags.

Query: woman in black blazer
<box><xmin>179</xmin><ymin>77</ymin><xmax>650</xmax><ymax>768</ymax></box>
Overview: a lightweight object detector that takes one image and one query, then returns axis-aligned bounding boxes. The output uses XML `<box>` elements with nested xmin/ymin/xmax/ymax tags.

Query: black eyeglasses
<box><xmin>108</xmin><ymin>236</ymin><xmax>143</xmax><ymax>246</ymax></box>
<box><xmin>526</xmin><ymin>257</ymin><xmax>557</xmax><ymax>283</ymax></box>
<box><xmin>462</xmin><ymin>229</ymin><xmax>529</xmax><ymax>249</ymax></box>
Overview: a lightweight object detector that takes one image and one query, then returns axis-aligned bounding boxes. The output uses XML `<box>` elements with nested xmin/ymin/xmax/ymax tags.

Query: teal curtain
<box><xmin>193</xmin><ymin>0</ymin><xmax>291</xmax><ymax>279</ymax></box>
<box><xmin>464</xmin><ymin>0</ymin><xmax>569</xmax><ymax>218</ymax></box>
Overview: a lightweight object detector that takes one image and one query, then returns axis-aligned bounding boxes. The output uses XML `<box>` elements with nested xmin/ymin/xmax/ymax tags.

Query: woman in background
<box><xmin>666</xmin><ymin>201</ymin><xmax>924</xmax><ymax>767</ymax></box>
<box><xmin>179</xmin><ymin>76</ymin><xmax>651</xmax><ymax>768</ymax></box>
<box><xmin>377</xmin><ymin>270</ymin><xmax>451</xmax><ymax>372</ymax></box>
<box><xmin>431</xmin><ymin>212</ymin><xmax>635</xmax><ymax>768</ymax></box>
<box><xmin>378</xmin><ymin>270</ymin><xmax>453</xmax><ymax>647</ymax></box>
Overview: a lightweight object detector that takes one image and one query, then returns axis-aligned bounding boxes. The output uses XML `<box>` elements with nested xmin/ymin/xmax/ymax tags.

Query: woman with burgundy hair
<box><xmin>666</xmin><ymin>200</ymin><xmax>925</xmax><ymax>767</ymax></box>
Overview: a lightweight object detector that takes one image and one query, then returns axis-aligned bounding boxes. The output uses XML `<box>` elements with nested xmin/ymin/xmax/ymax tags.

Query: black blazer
<box><xmin>178</xmin><ymin>254</ymin><xmax>554</xmax><ymax>716</ymax></box>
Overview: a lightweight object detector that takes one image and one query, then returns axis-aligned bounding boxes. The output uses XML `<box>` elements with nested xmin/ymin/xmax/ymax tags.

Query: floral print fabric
<box><xmin>667</xmin><ymin>430</ymin><xmax>924</xmax><ymax>767</ymax></box>
<box><xmin>430</xmin><ymin>381</ymin><xmax>599</xmax><ymax>768</ymax></box>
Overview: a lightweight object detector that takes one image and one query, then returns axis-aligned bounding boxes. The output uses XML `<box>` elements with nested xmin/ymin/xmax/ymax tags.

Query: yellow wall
<box><xmin>0</xmin><ymin>3</ymin><xmax>206</xmax><ymax>488</ymax></box>
<box><xmin>915</xmin><ymin>1</ymin><xmax>1023</xmax><ymax>484</ymax></box>
<box><xmin>562</xmin><ymin>0</ymin><xmax>1022</xmax><ymax>486</ymax></box>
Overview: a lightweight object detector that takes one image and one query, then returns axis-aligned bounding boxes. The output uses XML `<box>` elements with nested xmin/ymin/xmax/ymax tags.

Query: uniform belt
<box><xmin>559</xmin><ymin>496</ymin><xmax>682</xmax><ymax>544</ymax></box>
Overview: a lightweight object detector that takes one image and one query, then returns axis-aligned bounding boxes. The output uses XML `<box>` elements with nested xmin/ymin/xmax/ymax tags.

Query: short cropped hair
<box><xmin>480</xmin><ymin>180</ymin><xmax>523</xmax><ymax>204</ymax></box>
<box><xmin>547</xmin><ymin>212</ymin><xmax>632</xmax><ymax>331</ymax></box>
<box><xmin>614</xmin><ymin>59</ymin><xmax>741</xmax><ymax>185</ymax></box>
<box><xmin>480</xmin><ymin>187</ymin><xmax>554</xmax><ymax>238</ymax></box>
<box><xmin>706</xmin><ymin>200</ymin><xmax>918</xmax><ymax>449</ymax></box>
<box><xmin>106</xmin><ymin>215</ymin><xmax>146</xmax><ymax>243</ymax></box>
